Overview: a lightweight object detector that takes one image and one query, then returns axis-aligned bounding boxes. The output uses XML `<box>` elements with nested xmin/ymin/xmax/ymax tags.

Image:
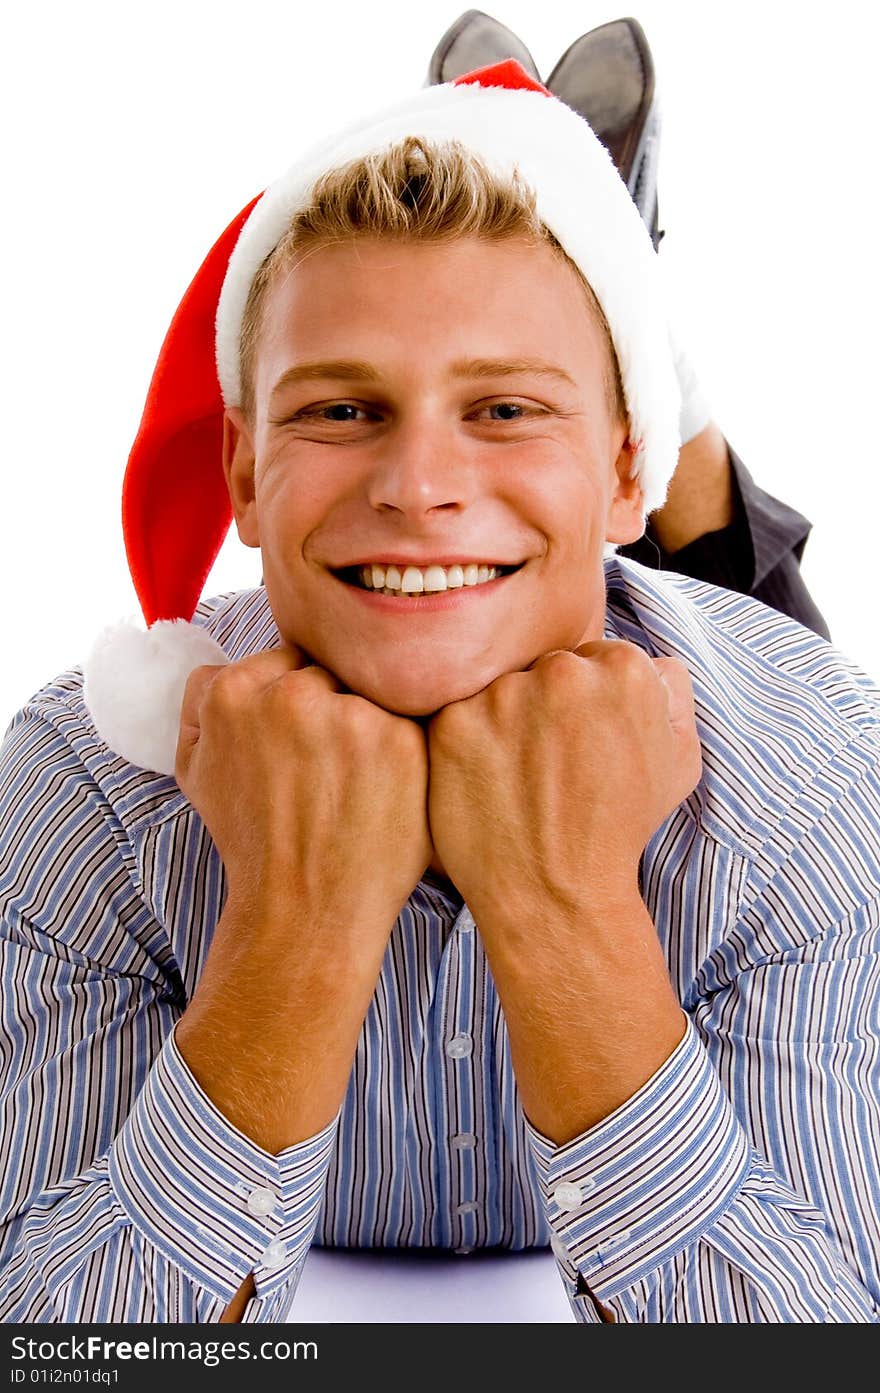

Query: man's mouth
<box><xmin>333</xmin><ymin>561</ymin><xmax>525</xmax><ymax>596</ymax></box>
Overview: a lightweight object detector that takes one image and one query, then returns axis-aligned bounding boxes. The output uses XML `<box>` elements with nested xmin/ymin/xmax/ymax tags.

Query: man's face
<box><xmin>224</xmin><ymin>235</ymin><xmax>644</xmax><ymax>715</ymax></box>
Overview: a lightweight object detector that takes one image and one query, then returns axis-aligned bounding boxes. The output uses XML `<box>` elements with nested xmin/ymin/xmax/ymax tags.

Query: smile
<box><xmin>343</xmin><ymin>561</ymin><xmax>522</xmax><ymax>594</ymax></box>
<box><xmin>331</xmin><ymin>561</ymin><xmax>525</xmax><ymax>612</ymax></box>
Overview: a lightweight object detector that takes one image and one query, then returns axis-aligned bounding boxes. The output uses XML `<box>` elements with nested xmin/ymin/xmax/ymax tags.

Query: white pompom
<box><xmin>82</xmin><ymin>618</ymin><xmax>229</xmax><ymax>776</ymax></box>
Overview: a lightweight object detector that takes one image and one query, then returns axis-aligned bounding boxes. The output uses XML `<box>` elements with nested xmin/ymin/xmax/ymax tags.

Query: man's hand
<box><xmin>427</xmin><ymin>640</ymin><xmax>702</xmax><ymax>923</ymax></box>
<box><xmin>175</xmin><ymin>645</ymin><xmax>433</xmax><ymax>934</ymax></box>
<box><xmin>173</xmin><ymin>645</ymin><xmax>434</xmax><ymax>1156</ymax></box>
<box><xmin>426</xmin><ymin>640</ymin><xmax>701</xmax><ymax>1141</ymax></box>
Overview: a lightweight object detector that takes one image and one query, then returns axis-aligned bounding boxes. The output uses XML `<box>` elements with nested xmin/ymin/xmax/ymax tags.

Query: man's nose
<box><xmin>365</xmin><ymin>416</ymin><xmax>473</xmax><ymax>516</ymax></box>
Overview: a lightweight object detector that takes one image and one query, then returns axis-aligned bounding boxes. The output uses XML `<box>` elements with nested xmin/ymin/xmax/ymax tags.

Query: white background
<box><xmin>3</xmin><ymin>0</ymin><xmax>879</xmax><ymax>728</ymax></box>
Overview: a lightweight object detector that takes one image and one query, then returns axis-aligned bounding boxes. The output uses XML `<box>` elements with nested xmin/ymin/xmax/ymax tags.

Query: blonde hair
<box><xmin>238</xmin><ymin>137</ymin><xmax>627</xmax><ymax>424</ymax></box>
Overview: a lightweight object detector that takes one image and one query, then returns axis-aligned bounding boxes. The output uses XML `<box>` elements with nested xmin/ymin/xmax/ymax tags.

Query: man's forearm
<box><xmin>649</xmin><ymin>421</ymin><xmax>734</xmax><ymax>554</ymax></box>
<box><xmin>175</xmin><ymin>892</ymin><xmax>392</xmax><ymax>1323</ymax></box>
<box><xmin>175</xmin><ymin>891</ymin><xmax>388</xmax><ymax>1154</ymax></box>
<box><xmin>477</xmin><ymin>882</ymin><xmax>686</xmax><ymax>1144</ymax></box>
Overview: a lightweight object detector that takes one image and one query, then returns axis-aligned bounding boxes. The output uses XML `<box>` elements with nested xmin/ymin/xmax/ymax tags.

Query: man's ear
<box><xmin>222</xmin><ymin>408</ymin><xmax>260</xmax><ymax>548</ymax></box>
<box><xmin>605</xmin><ymin>434</ymin><xmax>647</xmax><ymax>546</ymax></box>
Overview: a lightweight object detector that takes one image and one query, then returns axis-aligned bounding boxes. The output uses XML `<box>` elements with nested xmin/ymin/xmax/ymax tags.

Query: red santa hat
<box><xmin>82</xmin><ymin>60</ymin><xmax>680</xmax><ymax>776</ymax></box>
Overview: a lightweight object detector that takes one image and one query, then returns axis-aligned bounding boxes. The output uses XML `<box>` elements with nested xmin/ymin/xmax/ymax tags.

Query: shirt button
<box><xmin>454</xmin><ymin>1200</ymin><xmax>478</xmax><ymax>1215</ymax></box>
<box><xmin>550</xmin><ymin>1234</ymin><xmax>569</xmax><ymax>1263</ymax></box>
<box><xmin>261</xmin><ymin>1239</ymin><xmax>288</xmax><ymax>1270</ymax></box>
<box><xmin>454</xmin><ymin>1246</ymin><xmax>473</xmax><ymax>1256</ymax></box>
<box><xmin>445</xmin><ymin>1033</ymin><xmax>473</xmax><ymax>1059</ymax></box>
<box><xmin>451</xmin><ymin>1132</ymin><xmax>477</xmax><ymax>1149</ymax></box>
<box><xmin>605</xmin><ymin>1229</ymin><xmax>632</xmax><ymax>1250</ymax></box>
<box><xmin>552</xmin><ymin>1182</ymin><xmax>585</xmax><ymax>1211</ymax></box>
<box><xmin>246</xmin><ymin>1186</ymin><xmax>276</xmax><ymax>1218</ymax></box>
<box><xmin>457</xmin><ymin>910</ymin><xmax>474</xmax><ymax>933</ymax></box>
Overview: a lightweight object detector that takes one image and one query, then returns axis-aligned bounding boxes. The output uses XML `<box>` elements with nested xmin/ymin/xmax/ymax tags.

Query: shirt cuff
<box><xmin>109</xmin><ymin>1021</ymin><xmax>338</xmax><ymax>1304</ymax></box>
<box><xmin>525</xmin><ymin>1016</ymin><xmax>752</xmax><ymax>1301</ymax></box>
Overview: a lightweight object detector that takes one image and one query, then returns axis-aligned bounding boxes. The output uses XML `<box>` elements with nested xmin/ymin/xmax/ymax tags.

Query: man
<box><xmin>1</xmin><ymin>61</ymin><xmax>878</xmax><ymax>1326</ymax></box>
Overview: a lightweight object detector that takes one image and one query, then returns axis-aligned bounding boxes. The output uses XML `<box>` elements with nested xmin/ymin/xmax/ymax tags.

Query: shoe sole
<box><xmin>427</xmin><ymin>7</ymin><xmax>541</xmax><ymax>85</ymax></box>
<box><xmin>547</xmin><ymin>17</ymin><xmax>661</xmax><ymax>247</ymax></box>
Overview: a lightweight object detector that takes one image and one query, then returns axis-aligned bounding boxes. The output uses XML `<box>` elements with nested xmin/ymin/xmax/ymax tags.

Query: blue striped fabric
<box><xmin>2</xmin><ymin>555</ymin><xmax>880</xmax><ymax>1323</ymax></box>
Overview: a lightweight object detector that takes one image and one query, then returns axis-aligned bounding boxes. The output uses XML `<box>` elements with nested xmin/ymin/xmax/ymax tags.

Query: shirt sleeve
<box><xmin>621</xmin><ymin>443</ymin><xmax>831</xmax><ymax>640</ymax></box>
<box><xmin>525</xmin><ymin>740</ymin><xmax>880</xmax><ymax>1323</ymax></box>
<box><xmin>0</xmin><ymin>700</ymin><xmax>337</xmax><ymax>1323</ymax></box>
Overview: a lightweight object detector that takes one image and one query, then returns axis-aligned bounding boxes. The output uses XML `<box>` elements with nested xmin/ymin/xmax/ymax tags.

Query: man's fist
<box><xmin>174</xmin><ymin>645</ymin><xmax>434</xmax><ymax>942</ymax></box>
<box><xmin>426</xmin><ymin>640</ymin><xmax>702</xmax><ymax>927</ymax></box>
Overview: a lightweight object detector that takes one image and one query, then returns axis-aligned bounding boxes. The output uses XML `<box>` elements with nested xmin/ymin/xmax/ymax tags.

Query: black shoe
<box><xmin>546</xmin><ymin>18</ymin><xmax>663</xmax><ymax>249</ymax></box>
<box><xmin>426</xmin><ymin>8</ymin><xmax>540</xmax><ymax>86</ymax></box>
<box><xmin>426</xmin><ymin>12</ymin><xmax>663</xmax><ymax>251</ymax></box>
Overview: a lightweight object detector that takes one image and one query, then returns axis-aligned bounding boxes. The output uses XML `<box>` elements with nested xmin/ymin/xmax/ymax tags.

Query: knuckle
<box><xmin>179</xmin><ymin>665</ymin><xmax>225</xmax><ymax>722</ymax></box>
<box><xmin>259</xmin><ymin>669</ymin><xmax>334</xmax><ymax>724</ymax></box>
<box><xmin>181</xmin><ymin>661</ymin><xmax>222</xmax><ymax>700</ymax></box>
<box><xmin>483</xmin><ymin>670</ymin><xmax>514</xmax><ymax>705</ymax></box>
<box><xmin>532</xmin><ymin>649</ymin><xmax>574</xmax><ymax>681</ymax></box>
<box><xmin>237</xmin><ymin>644</ymin><xmax>309</xmax><ymax>675</ymax></box>
<box><xmin>610</xmin><ymin>644</ymin><xmax>655</xmax><ymax>689</ymax></box>
<box><xmin>341</xmin><ymin>701</ymin><xmax>380</xmax><ymax>744</ymax></box>
<box><xmin>201</xmin><ymin>664</ymin><xmax>254</xmax><ymax>711</ymax></box>
<box><xmin>605</xmin><ymin>640</ymin><xmax>646</xmax><ymax>670</ymax></box>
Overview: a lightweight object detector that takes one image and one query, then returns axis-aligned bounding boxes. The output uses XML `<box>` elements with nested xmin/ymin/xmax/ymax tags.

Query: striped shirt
<box><xmin>2</xmin><ymin>555</ymin><xmax>880</xmax><ymax>1323</ymax></box>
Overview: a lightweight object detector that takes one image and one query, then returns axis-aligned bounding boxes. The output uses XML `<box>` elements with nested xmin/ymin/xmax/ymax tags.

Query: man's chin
<box><xmin>312</xmin><ymin>657</ymin><xmax>499</xmax><ymax>718</ymax></box>
<box><xmin>342</xmin><ymin>679</ymin><xmax>481</xmax><ymax>720</ymax></box>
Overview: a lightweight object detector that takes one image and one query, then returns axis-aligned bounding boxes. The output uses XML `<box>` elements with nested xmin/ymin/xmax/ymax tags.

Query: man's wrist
<box><xmin>472</xmin><ymin>867</ymin><xmax>643</xmax><ymax>969</ymax></box>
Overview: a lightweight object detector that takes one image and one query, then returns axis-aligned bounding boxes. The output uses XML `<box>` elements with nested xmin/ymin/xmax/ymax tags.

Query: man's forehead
<box><xmin>262</xmin><ymin>230</ymin><xmax>583</xmax><ymax>301</ymax></box>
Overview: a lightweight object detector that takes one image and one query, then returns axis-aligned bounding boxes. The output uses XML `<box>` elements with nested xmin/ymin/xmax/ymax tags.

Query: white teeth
<box><xmin>401</xmin><ymin>567</ymin><xmax>424</xmax><ymax>594</ymax></box>
<box><xmin>356</xmin><ymin>562</ymin><xmax>502</xmax><ymax>593</ymax></box>
<box><xmin>423</xmin><ymin>565</ymin><xmax>448</xmax><ymax>592</ymax></box>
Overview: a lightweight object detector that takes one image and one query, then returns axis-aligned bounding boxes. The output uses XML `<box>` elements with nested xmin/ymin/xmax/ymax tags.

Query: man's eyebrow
<box><xmin>270</xmin><ymin>361</ymin><xmax>382</xmax><ymax>398</ymax></box>
<box><xmin>449</xmin><ymin>358</ymin><xmax>578</xmax><ymax>387</ymax></box>
<box><xmin>269</xmin><ymin>357</ymin><xmax>578</xmax><ymax>400</ymax></box>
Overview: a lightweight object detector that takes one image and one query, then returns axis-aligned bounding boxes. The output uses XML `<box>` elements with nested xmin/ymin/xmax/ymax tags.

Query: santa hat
<box><xmin>82</xmin><ymin>60</ymin><xmax>680</xmax><ymax>776</ymax></box>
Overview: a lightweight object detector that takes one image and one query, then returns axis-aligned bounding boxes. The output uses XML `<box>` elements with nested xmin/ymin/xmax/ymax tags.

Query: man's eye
<box><xmin>310</xmin><ymin>403</ymin><xmax>372</xmax><ymax>422</ymax></box>
<box><xmin>472</xmin><ymin>402</ymin><xmax>541</xmax><ymax>422</ymax></box>
<box><xmin>270</xmin><ymin>402</ymin><xmax>380</xmax><ymax>429</ymax></box>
